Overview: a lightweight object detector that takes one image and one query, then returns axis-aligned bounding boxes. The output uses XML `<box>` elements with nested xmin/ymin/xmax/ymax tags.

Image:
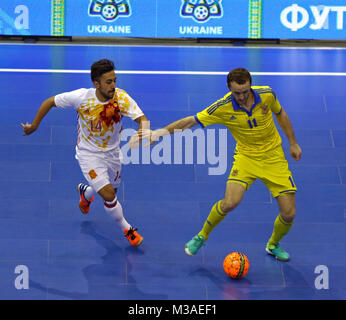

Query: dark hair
<box><xmin>227</xmin><ymin>68</ymin><xmax>252</xmax><ymax>89</ymax></box>
<box><xmin>90</xmin><ymin>59</ymin><xmax>115</xmax><ymax>82</ymax></box>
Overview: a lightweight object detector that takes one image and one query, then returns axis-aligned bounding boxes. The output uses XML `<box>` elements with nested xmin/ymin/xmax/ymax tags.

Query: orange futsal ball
<box><xmin>223</xmin><ymin>252</ymin><xmax>250</xmax><ymax>279</ymax></box>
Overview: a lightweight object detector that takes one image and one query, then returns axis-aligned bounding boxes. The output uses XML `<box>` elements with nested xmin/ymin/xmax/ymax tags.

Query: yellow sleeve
<box><xmin>269</xmin><ymin>90</ymin><xmax>282</xmax><ymax>115</ymax></box>
<box><xmin>195</xmin><ymin>95</ymin><xmax>229</xmax><ymax>127</ymax></box>
<box><xmin>195</xmin><ymin>108</ymin><xmax>221</xmax><ymax>128</ymax></box>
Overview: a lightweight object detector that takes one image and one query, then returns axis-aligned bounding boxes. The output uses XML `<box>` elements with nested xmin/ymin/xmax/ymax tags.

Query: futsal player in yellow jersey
<box><xmin>142</xmin><ymin>68</ymin><xmax>302</xmax><ymax>261</ymax></box>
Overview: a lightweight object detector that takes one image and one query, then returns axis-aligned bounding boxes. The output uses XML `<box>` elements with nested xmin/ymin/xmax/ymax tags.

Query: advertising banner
<box><xmin>0</xmin><ymin>0</ymin><xmax>345</xmax><ymax>40</ymax></box>
<box><xmin>262</xmin><ymin>0</ymin><xmax>346</xmax><ymax>40</ymax></box>
<box><xmin>0</xmin><ymin>0</ymin><xmax>51</xmax><ymax>36</ymax></box>
<box><xmin>156</xmin><ymin>1</ymin><xmax>248</xmax><ymax>38</ymax></box>
<box><xmin>65</xmin><ymin>0</ymin><xmax>156</xmax><ymax>37</ymax></box>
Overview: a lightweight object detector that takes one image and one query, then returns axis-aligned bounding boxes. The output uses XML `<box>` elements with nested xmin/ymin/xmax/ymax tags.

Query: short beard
<box><xmin>99</xmin><ymin>89</ymin><xmax>114</xmax><ymax>101</ymax></box>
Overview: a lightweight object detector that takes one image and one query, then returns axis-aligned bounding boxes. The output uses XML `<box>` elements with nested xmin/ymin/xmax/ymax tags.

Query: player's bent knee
<box><xmin>281</xmin><ymin>207</ymin><xmax>296</xmax><ymax>223</ymax></box>
<box><xmin>103</xmin><ymin>194</ymin><xmax>116</xmax><ymax>202</ymax></box>
<box><xmin>277</xmin><ymin>193</ymin><xmax>296</xmax><ymax>222</ymax></box>
<box><xmin>220</xmin><ymin>199</ymin><xmax>240</xmax><ymax>213</ymax></box>
<box><xmin>98</xmin><ymin>185</ymin><xmax>116</xmax><ymax>202</ymax></box>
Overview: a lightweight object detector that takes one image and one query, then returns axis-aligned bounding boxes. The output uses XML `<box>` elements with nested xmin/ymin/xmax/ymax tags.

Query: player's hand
<box><xmin>136</xmin><ymin>129</ymin><xmax>163</xmax><ymax>148</ymax></box>
<box><xmin>145</xmin><ymin>129</ymin><xmax>162</xmax><ymax>147</ymax></box>
<box><xmin>290</xmin><ymin>143</ymin><xmax>302</xmax><ymax>161</ymax></box>
<box><xmin>128</xmin><ymin>129</ymin><xmax>152</xmax><ymax>149</ymax></box>
<box><xmin>21</xmin><ymin>122</ymin><xmax>37</xmax><ymax>136</ymax></box>
<box><xmin>128</xmin><ymin>131</ymin><xmax>142</xmax><ymax>149</ymax></box>
<box><xmin>128</xmin><ymin>129</ymin><xmax>166</xmax><ymax>149</ymax></box>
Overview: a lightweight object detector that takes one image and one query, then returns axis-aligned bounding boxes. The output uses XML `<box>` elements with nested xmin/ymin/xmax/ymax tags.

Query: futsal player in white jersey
<box><xmin>21</xmin><ymin>59</ymin><xmax>147</xmax><ymax>247</ymax></box>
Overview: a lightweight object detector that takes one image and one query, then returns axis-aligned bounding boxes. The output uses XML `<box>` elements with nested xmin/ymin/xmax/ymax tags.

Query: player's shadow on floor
<box><xmin>30</xmin><ymin>221</ymin><xmax>167</xmax><ymax>300</ymax></box>
<box><xmin>189</xmin><ymin>266</ymin><xmax>252</xmax><ymax>300</ymax></box>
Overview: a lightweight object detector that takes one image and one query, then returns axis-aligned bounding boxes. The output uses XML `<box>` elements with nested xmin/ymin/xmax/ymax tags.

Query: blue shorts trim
<box><xmin>227</xmin><ymin>178</ymin><xmax>249</xmax><ymax>187</ymax></box>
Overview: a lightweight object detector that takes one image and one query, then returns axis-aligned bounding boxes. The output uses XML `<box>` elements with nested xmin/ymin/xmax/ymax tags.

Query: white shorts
<box><xmin>75</xmin><ymin>147</ymin><xmax>122</xmax><ymax>192</ymax></box>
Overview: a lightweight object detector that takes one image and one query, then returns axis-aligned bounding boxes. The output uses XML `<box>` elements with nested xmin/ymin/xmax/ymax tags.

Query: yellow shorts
<box><xmin>227</xmin><ymin>145</ymin><xmax>297</xmax><ymax>198</ymax></box>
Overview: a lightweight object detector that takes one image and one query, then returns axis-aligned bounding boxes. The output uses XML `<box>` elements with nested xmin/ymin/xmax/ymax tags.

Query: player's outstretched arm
<box><xmin>275</xmin><ymin>108</ymin><xmax>302</xmax><ymax>161</ymax></box>
<box><xmin>145</xmin><ymin>116</ymin><xmax>198</xmax><ymax>147</ymax></box>
<box><xmin>21</xmin><ymin>96</ymin><xmax>56</xmax><ymax>136</ymax></box>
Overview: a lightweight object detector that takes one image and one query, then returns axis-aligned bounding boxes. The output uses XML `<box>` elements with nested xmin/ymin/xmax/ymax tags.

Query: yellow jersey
<box><xmin>195</xmin><ymin>86</ymin><xmax>283</xmax><ymax>159</ymax></box>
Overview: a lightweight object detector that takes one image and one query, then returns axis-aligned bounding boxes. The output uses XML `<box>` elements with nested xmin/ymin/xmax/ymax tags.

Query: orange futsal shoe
<box><xmin>77</xmin><ymin>183</ymin><xmax>94</xmax><ymax>214</ymax></box>
<box><xmin>124</xmin><ymin>227</ymin><xmax>143</xmax><ymax>247</ymax></box>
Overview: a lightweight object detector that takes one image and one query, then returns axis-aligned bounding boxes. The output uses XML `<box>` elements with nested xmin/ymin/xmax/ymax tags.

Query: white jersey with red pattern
<box><xmin>54</xmin><ymin>87</ymin><xmax>143</xmax><ymax>152</ymax></box>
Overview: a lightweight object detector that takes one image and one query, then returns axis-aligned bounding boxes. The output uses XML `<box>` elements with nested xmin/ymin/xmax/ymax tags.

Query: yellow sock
<box><xmin>268</xmin><ymin>214</ymin><xmax>293</xmax><ymax>245</ymax></box>
<box><xmin>198</xmin><ymin>201</ymin><xmax>227</xmax><ymax>240</ymax></box>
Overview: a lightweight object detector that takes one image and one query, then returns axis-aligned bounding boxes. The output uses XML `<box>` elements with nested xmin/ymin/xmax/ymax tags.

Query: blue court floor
<box><xmin>0</xmin><ymin>43</ymin><xmax>346</xmax><ymax>300</ymax></box>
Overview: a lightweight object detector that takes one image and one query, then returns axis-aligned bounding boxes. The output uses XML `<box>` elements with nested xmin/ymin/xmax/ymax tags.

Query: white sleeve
<box><xmin>54</xmin><ymin>88</ymin><xmax>87</xmax><ymax>109</ymax></box>
<box><xmin>117</xmin><ymin>89</ymin><xmax>144</xmax><ymax>120</ymax></box>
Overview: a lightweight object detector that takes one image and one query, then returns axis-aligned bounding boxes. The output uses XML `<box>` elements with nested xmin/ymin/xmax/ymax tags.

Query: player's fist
<box><xmin>290</xmin><ymin>143</ymin><xmax>302</xmax><ymax>161</ymax></box>
<box><xmin>21</xmin><ymin>122</ymin><xmax>37</xmax><ymax>136</ymax></box>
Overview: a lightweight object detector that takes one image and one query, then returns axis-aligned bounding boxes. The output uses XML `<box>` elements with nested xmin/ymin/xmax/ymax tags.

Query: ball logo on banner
<box><xmin>180</xmin><ymin>0</ymin><xmax>223</xmax><ymax>23</ymax></box>
<box><xmin>88</xmin><ymin>0</ymin><xmax>131</xmax><ymax>22</ymax></box>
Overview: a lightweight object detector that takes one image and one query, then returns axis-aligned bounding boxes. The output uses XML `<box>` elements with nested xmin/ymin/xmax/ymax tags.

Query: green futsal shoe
<box><xmin>184</xmin><ymin>234</ymin><xmax>205</xmax><ymax>256</ymax></box>
<box><xmin>266</xmin><ymin>242</ymin><xmax>290</xmax><ymax>261</ymax></box>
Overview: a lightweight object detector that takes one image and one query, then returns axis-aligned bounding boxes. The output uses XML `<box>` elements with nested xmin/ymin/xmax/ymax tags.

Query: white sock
<box><xmin>104</xmin><ymin>197</ymin><xmax>131</xmax><ymax>230</ymax></box>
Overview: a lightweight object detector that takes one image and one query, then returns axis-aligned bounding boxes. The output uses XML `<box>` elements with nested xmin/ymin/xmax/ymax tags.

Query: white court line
<box><xmin>1</xmin><ymin>42</ymin><xmax>346</xmax><ymax>50</ymax></box>
<box><xmin>0</xmin><ymin>68</ymin><xmax>346</xmax><ymax>76</ymax></box>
